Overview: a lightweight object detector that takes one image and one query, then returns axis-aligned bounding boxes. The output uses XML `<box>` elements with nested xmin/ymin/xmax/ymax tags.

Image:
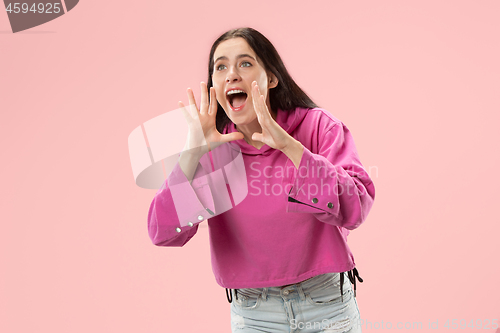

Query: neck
<box><xmin>236</xmin><ymin>109</ymin><xmax>278</xmax><ymax>149</ymax></box>
<box><xmin>237</xmin><ymin>120</ymin><xmax>262</xmax><ymax>147</ymax></box>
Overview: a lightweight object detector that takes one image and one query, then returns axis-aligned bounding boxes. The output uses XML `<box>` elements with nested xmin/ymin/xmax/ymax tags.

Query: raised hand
<box><xmin>179</xmin><ymin>82</ymin><xmax>244</xmax><ymax>155</ymax></box>
<box><xmin>250</xmin><ymin>81</ymin><xmax>293</xmax><ymax>151</ymax></box>
<box><xmin>250</xmin><ymin>81</ymin><xmax>304</xmax><ymax>168</ymax></box>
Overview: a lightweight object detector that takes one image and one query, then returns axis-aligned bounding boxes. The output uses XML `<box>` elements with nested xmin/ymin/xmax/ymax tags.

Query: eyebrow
<box><xmin>214</xmin><ymin>54</ymin><xmax>256</xmax><ymax>64</ymax></box>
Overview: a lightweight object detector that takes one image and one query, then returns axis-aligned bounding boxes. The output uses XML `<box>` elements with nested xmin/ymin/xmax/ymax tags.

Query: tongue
<box><xmin>232</xmin><ymin>94</ymin><xmax>246</xmax><ymax>108</ymax></box>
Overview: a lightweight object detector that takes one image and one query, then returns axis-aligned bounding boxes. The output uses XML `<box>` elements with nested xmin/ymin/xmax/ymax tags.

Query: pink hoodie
<box><xmin>147</xmin><ymin>107</ymin><xmax>375</xmax><ymax>289</ymax></box>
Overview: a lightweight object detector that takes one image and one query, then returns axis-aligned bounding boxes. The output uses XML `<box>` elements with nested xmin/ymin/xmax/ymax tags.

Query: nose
<box><xmin>225</xmin><ymin>66</ymin><xmax>241</xmax><ymax>83</ymax></box>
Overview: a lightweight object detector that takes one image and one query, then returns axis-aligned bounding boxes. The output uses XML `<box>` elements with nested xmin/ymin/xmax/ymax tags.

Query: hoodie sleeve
<box><xmin>147</xmin><ymin>153</ymin><xmax>216</xmax><ymax>246</ymax></box>
<box><xmin>283</xmin><ymin>118</ymin><xmax>375</xmax><ymax>230</ymax></box>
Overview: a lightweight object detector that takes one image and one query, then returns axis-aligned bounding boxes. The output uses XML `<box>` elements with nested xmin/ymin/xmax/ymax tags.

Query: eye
<box><xmin>241</xmin><ymin>61</ymin><xmax>251</xmax><ymax>67</ymax></box>
<box><xmin>216</xmin><ymin>64</ymin><xmax>226</xmax><ymax>71</ymax></box>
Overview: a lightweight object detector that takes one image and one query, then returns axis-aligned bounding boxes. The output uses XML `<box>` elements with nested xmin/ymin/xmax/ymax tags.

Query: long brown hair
<box><xmin>207</xmin><ymin>27</ymin><xmax>318</xmax><ymax>133</ymax></box>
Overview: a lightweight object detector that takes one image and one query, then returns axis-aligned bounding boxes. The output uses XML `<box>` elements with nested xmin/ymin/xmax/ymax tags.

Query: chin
<box><xmin>228</xmin><ymin>110</ymin><xmax>257</xmax><ymax>126</ymax></box>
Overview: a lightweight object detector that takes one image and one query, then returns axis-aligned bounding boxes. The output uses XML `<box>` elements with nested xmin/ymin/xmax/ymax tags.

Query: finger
<box><xmin>256</xmin><ymin>87</ymin><xmax>270</xmax><ymax>117</ymax></box>
<box><xmin>252</xmin><ymin>80</ymin><xmax>263</xmax><ymax>101</ymax></box>
<box><xmin>186</xmin><ymin>87</ymin><xmax>198</xmax><ymax>115</ymax></box>
<box><xmin>258</xmin><ymin>93</ymin><xmax>273</xmax><ymax>124</ymax></box>
<box><xmin>252</xmin><ymin>83</ymin><xmax>268</xmax><ymax>123</ymax></box>
<box><xmin>200</xmin><ymin>82</ymin><xmax>208</xmax><ymax>115</ymax></box>
<box><xmin>178</xmin><ymin>101</ymin><xmax>192</xmax><ymax>125</ymax></box>
<box><xmin>209</xmin><ymin>87</ymin><xmax>217</xmax><ymax>116</ymax></box>
<box><xmin>251</xmin><ymin>82</ymin><xmax>262</xmax><ymax>118</ymax></box>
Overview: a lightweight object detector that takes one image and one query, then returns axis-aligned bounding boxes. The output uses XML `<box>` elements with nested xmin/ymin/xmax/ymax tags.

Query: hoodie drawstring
<box><xmin>226</xmin><ymin>288</ymin><xmax>237</xmax><ymax>303</ymax></box>
<box><xmin>340</xmin><ymin>267</ymin><xmax>363</xmax><ymax>302</ymax></box>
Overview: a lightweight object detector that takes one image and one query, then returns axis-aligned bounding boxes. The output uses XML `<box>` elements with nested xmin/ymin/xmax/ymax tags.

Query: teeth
<box><xmin>227</xmin><ymin>89</ymin><xmax>245</xmax><ymax>95</ymax></box>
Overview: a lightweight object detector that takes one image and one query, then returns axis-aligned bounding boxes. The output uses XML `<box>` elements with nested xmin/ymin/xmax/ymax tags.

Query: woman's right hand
<box><xmin>179</xmin><ymin>82</ymin><xmax>244</xmax><ymax>155</ymax></box>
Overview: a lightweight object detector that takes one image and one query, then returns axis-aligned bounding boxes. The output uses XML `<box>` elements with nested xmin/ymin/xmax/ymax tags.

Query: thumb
<box><xmin>252</xmin><ymin>132</ymin><xmax>264</xmax><ymax>143</ymax></box>
<box><xmin>222</xmin><ymin>132</ymin><xmax>245</xmax><ymax>142</ymax></box>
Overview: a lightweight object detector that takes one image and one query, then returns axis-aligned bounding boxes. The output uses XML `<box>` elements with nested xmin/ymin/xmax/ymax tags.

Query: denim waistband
<box><xmin>225</xmin><ymin>268</ymin><xmax>363</xmax><ymax>304</ymax></box>
<box><xmin>239</xmin><ymin>273</ymin><xmax>343</xmax><ymax>299</ymax></box>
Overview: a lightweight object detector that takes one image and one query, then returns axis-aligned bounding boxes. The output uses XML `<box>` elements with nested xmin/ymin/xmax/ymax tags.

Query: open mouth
<box><xmin>227</xmin><ymin>89</ymin><xmax>248</xmax><ymax>110</ymax></box>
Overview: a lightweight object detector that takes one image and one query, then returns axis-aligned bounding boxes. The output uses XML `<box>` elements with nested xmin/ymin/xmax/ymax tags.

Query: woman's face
<box><xmin>212</xmin><ymin>37</ymin><xmax>277</xmax><ymax>127</ymax></box>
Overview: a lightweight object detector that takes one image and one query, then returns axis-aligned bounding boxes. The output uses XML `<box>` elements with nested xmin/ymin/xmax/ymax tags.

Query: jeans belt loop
<box><xmin>296</xmin><ymin>284</ymin><xmax>306</xmax><ymax>301</ymax></box>
<box><xmin>262</xmin><ymin>287</ymin><xmax>268</xmax><ymax>301</ymax></box>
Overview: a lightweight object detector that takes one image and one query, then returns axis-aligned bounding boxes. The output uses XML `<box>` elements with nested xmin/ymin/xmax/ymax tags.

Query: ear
<box><xmin>268</xmin><ymin>72</ymin><xmax>279</xmax><ymax>89</ymax></box>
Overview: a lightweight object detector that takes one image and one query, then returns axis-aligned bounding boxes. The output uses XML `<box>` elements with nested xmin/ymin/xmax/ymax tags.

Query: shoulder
<box><xmin>295</xmin><ymin>107</ymin><xmax>343</xmax><ymax>133</ymax></box>
<box><xmin>290</xmin><ymin>107</ymin><xmax>346</xmax><ymax>153</ymax></box>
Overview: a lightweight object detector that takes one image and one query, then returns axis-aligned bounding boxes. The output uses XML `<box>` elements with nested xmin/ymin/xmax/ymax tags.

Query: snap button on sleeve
<box><xmin>187</xmin><ymin>222</ymin><xmax>193</xmax><ymax>227</ymax></box>
<box><xmin>327</xmin><ymin>202</ymin><xmax>334</xmax><ymax>209</ymax></box>
<box><xmin>197</xmin><ymin>215</ymin><xmax>204</xmax><ymax>221</ymax></box>
<box><xmin>175</xmin><ymin>227</ymin><xmax>181</xmax><ymax>233</ymax></box>
<box><xmin>312</xmin><ymin>198</ymin><xmax>318</xmax><ymax>204</ymax></box>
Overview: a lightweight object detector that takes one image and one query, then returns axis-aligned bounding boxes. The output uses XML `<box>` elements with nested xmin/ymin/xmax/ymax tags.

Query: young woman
<box><xmin>148</xmin><ymin>27</ymin><xmax>375</xmax><ymax>332</ymax></box>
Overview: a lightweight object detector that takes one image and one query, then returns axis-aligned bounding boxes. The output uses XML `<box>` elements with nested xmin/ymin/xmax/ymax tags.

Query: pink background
<box><xmin>1</xmin><ymin>1</ymin><xmax>499</xmax><ymax>332</ymax></box>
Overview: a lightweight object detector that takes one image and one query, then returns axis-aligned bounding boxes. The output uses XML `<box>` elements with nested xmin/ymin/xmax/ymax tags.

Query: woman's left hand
<box><xmin>251</xmin><ymin>81</ymin><xmax>304</xmax><ymax>168</ymax></box>
<box><xmin>251</xmin><ymin>81</ymin><xmax>293</xmax><ymax>151</ymax></box>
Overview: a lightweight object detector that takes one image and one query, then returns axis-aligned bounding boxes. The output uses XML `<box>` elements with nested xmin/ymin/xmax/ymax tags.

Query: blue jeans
<box><xmin>230</xmin><ymin>272</ymin><xmax>362</xmax><ymax>333</ymax></box>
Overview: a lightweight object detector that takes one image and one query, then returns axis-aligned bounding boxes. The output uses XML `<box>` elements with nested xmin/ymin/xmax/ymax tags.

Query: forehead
<box><xmin>213</xmin><ymin>37</ymin><xmax>256</xmax><ymax>61</ymax></box>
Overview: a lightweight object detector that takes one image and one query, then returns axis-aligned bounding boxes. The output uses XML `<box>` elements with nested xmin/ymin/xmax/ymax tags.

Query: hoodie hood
<box><xmin>224</xmin><ymin>107</ymin><xmax>311</xmax><ymax>156</ymax></box>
